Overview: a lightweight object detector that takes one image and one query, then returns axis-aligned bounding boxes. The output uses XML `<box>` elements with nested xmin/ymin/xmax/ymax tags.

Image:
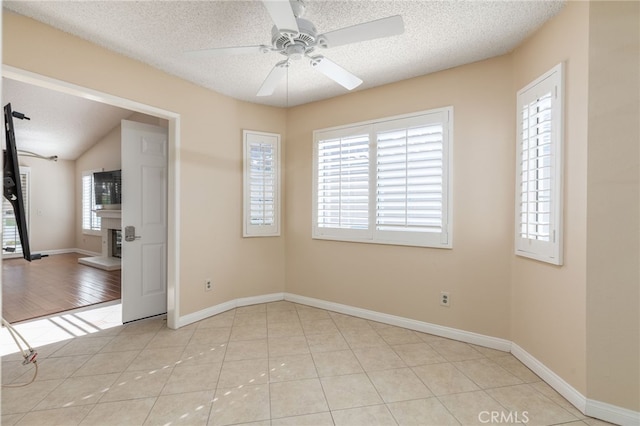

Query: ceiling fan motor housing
<box><xmin>271</xmin><ymin>18</ymin><xmax>317</xmax><ymax>58</ymax></box>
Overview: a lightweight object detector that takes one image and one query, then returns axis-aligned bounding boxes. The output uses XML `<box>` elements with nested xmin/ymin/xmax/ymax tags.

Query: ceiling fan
<box><xmin>186</xmin><ymin>0</ymin><xmax>405</xmax><ymax>97</ymax></box>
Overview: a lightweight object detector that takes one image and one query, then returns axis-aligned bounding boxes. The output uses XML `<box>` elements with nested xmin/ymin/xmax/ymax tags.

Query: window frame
<box><xmin>243</xmin><ymin>130</ymin><xmax>281</xmax><ymax>237</ymax></box>
<box><xmin>312</xmin><ymin>107</ymin><xmax>453</xmax><ymax>249</ymax></box>
<box><xmin>82</xmin><ymin>169</ymin><xmax>102</xmax><ymax>236</ymax></box>
<box><xmin>515</xmin><ymin>63</ymin><xmax>564</xmax><ymax>265</ymax></box>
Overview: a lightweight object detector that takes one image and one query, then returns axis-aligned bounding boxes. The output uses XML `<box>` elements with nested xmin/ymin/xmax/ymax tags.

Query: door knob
<box><xmin>124</xmin><ymin>226</ymin><xmax>141</xmax><ymax>242</ymax></box>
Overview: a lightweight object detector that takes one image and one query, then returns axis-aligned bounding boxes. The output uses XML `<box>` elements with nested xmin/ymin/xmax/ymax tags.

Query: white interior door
<box><xmin>121</xmin><ymin>120</ymin><xmax>168</xmax><ymax>323</ymax></box>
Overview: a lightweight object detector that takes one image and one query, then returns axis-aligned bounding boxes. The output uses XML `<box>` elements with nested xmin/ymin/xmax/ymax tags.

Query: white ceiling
<box><xmin>4</xmin><ymin>0</ymin><xmax>565</xmax><ymax>108</ymax></box>
<box><xmin>2</xmin><ymin>78</ymin><xmax>133</xmax><ymax>160</ymax></box>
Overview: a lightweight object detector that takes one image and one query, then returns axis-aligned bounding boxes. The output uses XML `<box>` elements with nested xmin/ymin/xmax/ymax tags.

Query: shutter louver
<box><xmin>519</xmin><ymin>93</ymin><xmax>552</xmax><ymax>242</ymax></box>
<box><xmin>376</xmin><ymin>124</ymin><xmax>443</xmax><ymax>233</ymax></box>
<box><xmin>317</xmin><ymin>134</ymin><xmax>369</xmax><ymax>229</ymax></box>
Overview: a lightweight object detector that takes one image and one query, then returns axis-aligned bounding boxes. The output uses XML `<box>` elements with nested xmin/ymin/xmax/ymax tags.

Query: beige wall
<box><xmin>3</xmin><ymin>11</ymin><xmax>287</xmax><ymax>316</ymax></box>
<box><xmin>286</xmin><ymin>55</ymin><xmax>515</xmax><ymax>339</ymax></box>
<box><xmin>19</xmin><ymin>157</ymin><xmax>75</xmax><ymax>252</ymax></box>
<box><xmin>586</xmin><ymin>1</ymin><xmax>640</xmax><ymax>411</ymax></box>
<box><xmin>510</xmin><ymin>2</ymin><xmax>589</xmax><ymax>395</ymax></box>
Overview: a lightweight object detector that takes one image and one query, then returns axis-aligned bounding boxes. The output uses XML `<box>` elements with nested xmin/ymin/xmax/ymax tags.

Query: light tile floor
<box><xmin>1</xmin><ymin>301</ymin><xmax>613</xmax><ymax>425</ymax></box>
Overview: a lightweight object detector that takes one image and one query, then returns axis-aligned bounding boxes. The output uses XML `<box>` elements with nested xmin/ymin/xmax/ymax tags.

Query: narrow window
<box><xmin>82</xmin><ymin>170</ymin><xmax>101</xmax><ymax>235</ymax></box>
<box><xmin>515</xmin><ymin>63</ymin><xmax>564</xmax><ymax>265</ymax></box>
<box><xmin>243</xmin><ymin>130</ymin><xmax>281</xmax><ymax>237</ymax></box>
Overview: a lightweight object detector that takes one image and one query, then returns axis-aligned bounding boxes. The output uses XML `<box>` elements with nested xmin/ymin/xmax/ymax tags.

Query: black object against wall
<box><xmin>3</xmin><ymin>103</ymin><xmax>41</xmax><ymax>261</ymax></box>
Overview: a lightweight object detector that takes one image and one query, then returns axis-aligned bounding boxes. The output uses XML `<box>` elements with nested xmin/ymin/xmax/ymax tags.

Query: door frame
<box><xmin>2</xmin><ymin>65</ymin><xmax>181</xmax><ymax>329</ymax></box>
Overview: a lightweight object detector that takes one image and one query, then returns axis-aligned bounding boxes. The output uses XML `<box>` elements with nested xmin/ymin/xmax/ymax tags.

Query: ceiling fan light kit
<box><xmin>186</xmin><ymin>0</ymin><xmax>404</xmax><ymax>98</ymax></box>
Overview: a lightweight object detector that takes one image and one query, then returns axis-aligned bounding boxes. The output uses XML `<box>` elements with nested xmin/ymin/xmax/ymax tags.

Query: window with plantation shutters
<box><xmin>2</xmin><ymin>168</ymin><xmax>29</xmax><ymax>257</ymax></box>
<box><xmin>317</xmin><ymin>127</ymin><xmax>370</xmax><ymax>236</ymax></box>
<box><xmin>515</xmin><ymin>63</ymin><xmax>563</xmax><ymax>265</ymax></box>
<box><xmin>243</xmin><ymin>130</ymin><xmax>280</xmax><ymax>237</ymax></box>
<box><xmin>313</xmin><ymin>108</ymin><xmax>452</xmax><ymax>248</ymax></box>
<box><xmin>82</xmin><ymin>170</ymin><xmax>101</xmax><ymax>235</ymax></box>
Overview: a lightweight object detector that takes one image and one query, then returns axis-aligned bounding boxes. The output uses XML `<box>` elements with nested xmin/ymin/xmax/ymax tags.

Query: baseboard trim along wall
<box><xmin>71</xmin><ymin>248</ymin><xmax>101</xmax><ymax>257</ymax></box>
<box><xmin>585</xmin><ymin>399</ymin><xmax>640</xmax><ymax>426</ymax></box>
<box><xmin>177</xmin><ymin>292</ymin><xmax>638</xmax><ymax>426</ymax></box>
<box><xmin>177</xmin><ymin>292</ymin><xmax>284</xmax><ymax>328</ymax></box>
<box><xmin>284</xmin><ymin>293</ymin><xmax>513</xmax><ymax>352</ymax></box>
<box><xmin>511</xmin><ymin>343</ymin><xmax>587</xmax><ymax>412</ymax></box>
<box><xmin>2</xmin><ymin>247</ymin><xmax>97</xmax><ymax>259</ymax></box>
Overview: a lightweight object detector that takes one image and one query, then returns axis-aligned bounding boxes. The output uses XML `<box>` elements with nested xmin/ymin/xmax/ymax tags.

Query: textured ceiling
<box><xmin>2</xmin><ymin>78</ymin><xmax>132</xmax><ymax>160</ymax></box>
<box><xmin>4</xmin><ymin>0</ymin><xmax>565</xmax><ymax>108</ymax></box>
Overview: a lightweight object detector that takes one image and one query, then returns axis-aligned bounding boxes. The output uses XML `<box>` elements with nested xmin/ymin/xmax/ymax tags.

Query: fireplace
<box><xmin>111</xmin><ymin>230</ymin><xmax>122</xmax><ymax>258</ymax></box>
<box><xmin>78</xmin><ymin>210</ymin><xmax>122</xmax><ymax>271</ymax></box>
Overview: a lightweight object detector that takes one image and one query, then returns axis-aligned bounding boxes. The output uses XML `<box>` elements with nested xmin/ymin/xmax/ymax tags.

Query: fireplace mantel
<box><xmin>78</xmin><ymin>210</ymin><xmax>122</xmax><ymax>271</ymax></box>
<box><xmin>96</xmin><ymin>209</ymin><xmax>122</xmax><ymax>220</ymax></box>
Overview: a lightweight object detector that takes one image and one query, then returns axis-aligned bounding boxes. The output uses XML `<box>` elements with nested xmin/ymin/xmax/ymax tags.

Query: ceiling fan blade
<box><xmin>257</xmin><ymin>61</ymin><xmax>289</xmax><ymax>97</ymax></box>
<box><xmin>185</xmin><ymin>45</ymin><xmax>268</xmax><ymax>58</ymax></box>
<box><xmin>263</xmin><ymin>0</ymin><xmax>299</xmax><ymax>33</ymax></box>
<box><xmin>309</xmin><ymin>56</ymin><xmax>362</xmax><ymax>90</ymax></box>
<box><xmin>318</xmin><ymin>15</ymin><xmax>404</xmax><ymax>49</ymax></box>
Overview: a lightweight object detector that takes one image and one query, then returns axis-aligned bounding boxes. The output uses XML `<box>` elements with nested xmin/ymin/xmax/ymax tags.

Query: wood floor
<box><xmin>2</xmin><ymin>252</ymin><xmax>121</xmax><ymax>324</ymax></box>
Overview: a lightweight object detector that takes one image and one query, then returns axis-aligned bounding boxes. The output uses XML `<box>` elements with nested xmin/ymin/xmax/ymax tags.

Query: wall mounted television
<box><xmin>94</xmin><ymin>169</ymin><xmax>122</xmax><ymax>209</ymax></box>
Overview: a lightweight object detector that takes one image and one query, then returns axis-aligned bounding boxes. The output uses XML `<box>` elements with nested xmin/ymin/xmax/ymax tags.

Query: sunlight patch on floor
<box><xmin>0</xmin><ymin>302</ymin><xmax>122</xmax><ymax>356</ymax></box>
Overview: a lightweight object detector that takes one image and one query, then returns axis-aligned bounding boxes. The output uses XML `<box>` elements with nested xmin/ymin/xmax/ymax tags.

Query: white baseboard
<box><xmin>177</xmin><ymin>292</ymin><xmax>284</xmax><ymax>328</ymax></box>
<box><xmin>38</xmin><ymin>248</ymin><xmax>74</xmax><ymax>256</ymax></box>
<box><xmin>40</xmin><ymin>248</ymin><xmax>101</xmax><ymax>256</ymax></box>
<box><xmin>177</xmin><ymin>291</ymin><xmax>638</xmax><ymax>425</ymax></box>
<box><xmin>283</xmin><ymin>293</ymin><xmax>512</xmax><ymax>352</ymax></box>
<box><xmin>2</xmin><ymin>248</ymin><xmax>100</xmax><ymax>259</ymax></box>
<box><xmin>511</xmin><ymin>343</ymin><xmax>587</xmax><ymax>412</ymax></box>
<box><xmin>511</xmin><ymin>343</ymin><xmax>640</xmax><ymax>425</ymax></box>
<box><xmin>586</xmin><ymin>399</ymin><xmax>640</xmax><ymax>426</ymax></box>
<box><xmin>71</xmin><ymin>248</ymin><xmax>102</xmax><ymax>256</ymax></box>
<box><xmin>236</xmin><ymin>292</ymin><xmax>284</xmax><ymax>308</ymax></box>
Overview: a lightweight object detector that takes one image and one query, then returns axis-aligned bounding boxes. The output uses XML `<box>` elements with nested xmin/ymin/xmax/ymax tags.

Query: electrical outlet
<box><xmin>205</xmin><ymin>279</ymin><xmax>212</xmax><ymax>291</ymax></box>
<box><xmin>440</xmin><ymin>291</ymin><xmax>450</xmax><ymax>307</ymax></box>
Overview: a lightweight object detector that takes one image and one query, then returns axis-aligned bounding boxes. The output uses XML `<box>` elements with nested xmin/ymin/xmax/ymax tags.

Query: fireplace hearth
<box><xmin>78</xmin><ymin>210</ymin><xmax>122</xmax><ymax>271</ymax></box>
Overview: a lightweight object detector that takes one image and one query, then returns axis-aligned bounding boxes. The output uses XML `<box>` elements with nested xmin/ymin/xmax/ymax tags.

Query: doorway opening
<box><xmin>1</xmin><ymin>65</ymin><xmax>180</xmax><ymax>328</ymax></box>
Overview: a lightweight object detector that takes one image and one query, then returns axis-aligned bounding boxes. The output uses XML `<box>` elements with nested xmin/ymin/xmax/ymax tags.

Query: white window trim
<box><xmin>515</xmin><ymin>63</ymin><xmax>564</xmax><ymax>265</ymax></box>
<box><xmin>243</xmin><ymin>130</ymin><xmax>281</xmax><ymax>237</ymax></box>
<box><xmin>2</xmin><ymin>167</ymin><xmax>30</xmax><ymax>258</ymax></box>
<box><xmin>312</xmin><ymin>107</ymin><xmax>453</xmax><ymax>249</ymax></box>
<box><xmin>82</xmin><ymin>169</ymin><xmax>102</xmax><ymax>236</ymax></box>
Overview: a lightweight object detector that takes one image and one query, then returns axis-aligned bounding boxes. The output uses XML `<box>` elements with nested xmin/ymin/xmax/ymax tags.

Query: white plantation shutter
<box><xmin>316</xmin><ymin>127</ymin><xmax>370</xmax><ymax>235</ymax></box>
<box><xmin>520</xmin><ymin>94</ymin><xmax>552</xmax><ymax>241</ymax></box>
<box><xmin>376</xmin><ymin>121</ymin><xmax>444</xmax><ymax>232</ymax></box>
<box><xmin>2</xmin><ymin>168</ymin><xmax>29</xmax><ymax>256</ymax></box>
<box><xmin>515</xmin><ymin>63</ymin><xmax>563</xmax><ymax>265</ymax></box>
<box><xmin>313</xmin><ymin>108</ymin><xmax>452</xmax><ymax>248</ymax></box>
<box><xmin>243</xmin><ymin>130</ymin><xmax>280</xmax><ymax>237</ymax></box>
<box><xmin>82</xmin><ymin>170</ymin><xmax>101</xmax><ymax>235</ymax></box>
<box><xmin>249</xmin><ymin>144</ymin><xmax>275</xmax><ymax>226</ymax></box>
